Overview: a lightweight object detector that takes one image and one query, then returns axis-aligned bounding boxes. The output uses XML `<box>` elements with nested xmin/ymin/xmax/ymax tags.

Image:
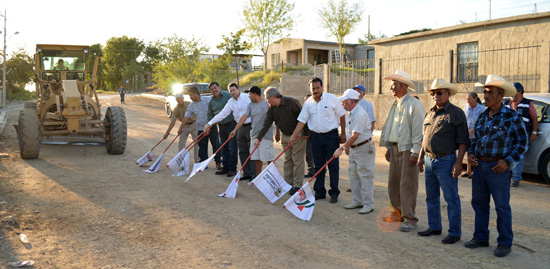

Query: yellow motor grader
<box><xmin>17</xmin><ymin>44</ymin><xmax>127</xmax><ymax>159</ymax></box>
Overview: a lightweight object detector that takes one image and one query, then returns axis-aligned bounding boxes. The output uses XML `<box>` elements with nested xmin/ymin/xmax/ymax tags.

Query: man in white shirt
<box><xmin>333</xmin><ymin>89</ymin><xmax>375</xmax><ymax>214</ymax></box>
<box><xmin>205</xmin><ymin>83</ymin><xmax>254</xmax><ymax>179</ymax></box>
<box><xmin>290</xmin><ymin>77</ymin><xmax>347</xmax><ymax>203</ymax></box>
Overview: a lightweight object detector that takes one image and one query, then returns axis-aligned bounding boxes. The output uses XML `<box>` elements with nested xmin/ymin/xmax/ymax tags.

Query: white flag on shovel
<box><xmin>136</xmin><ymin>150</ymin><xmax>156</xmax><ymax>167</ymax></box>
<box><xmin>143</xmin><ymin>153</ymin><xmax>164</xmax><ymax>173</ymax></box>
<box><xmin>186</xmin><ymin>154</ymin><xmax>216</xmax><ymax>182</ymax></box>
<box><xmin>251</xmin><ymin>163</ymin><xmax>291</xmax><ymax>203</ymax></box>
<box><xmin>283</xmin><ymin>182</ymin><xmax>316</xmax><ymax>221</ymax></box>
<box><xmin>166</xmin><ymin>148</ymin><xmax>190</xmax><ymax>177</ymax></box>
<box><xmin>218</xmin><ymin>171</ymin><xmax>241</xmax><ymax>198</ymax></box>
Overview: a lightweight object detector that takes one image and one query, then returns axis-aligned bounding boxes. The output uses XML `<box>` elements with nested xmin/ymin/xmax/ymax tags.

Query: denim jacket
<box><xmin>380</xmin><ymin>94</ymin><xmax>425</xmax><ymax>154</ymax></box>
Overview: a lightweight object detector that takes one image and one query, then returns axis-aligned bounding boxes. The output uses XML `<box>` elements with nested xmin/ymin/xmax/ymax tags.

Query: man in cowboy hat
<box><xmin>333</xmin><ymin>89</ymin><xmax>375</xmax><ymax>214</ymax></box>
<box><xmin>379</xmin><ymin>70</ymin><xmax>425</xmax><ymax>232</ymax></box>
<box><xmin>465</xmin><ymin>74</ymin><xmax>528</xmax><ymax>257</ymax></box>
<box><xmin>503</xmin><ymin>82</ymin><xmax>538</xmax><ymax>187</ymax></box>
<box><xmin>417</xmin><ymin>78</ymin><xmax>469</xmax><ymax>244</ymax></box>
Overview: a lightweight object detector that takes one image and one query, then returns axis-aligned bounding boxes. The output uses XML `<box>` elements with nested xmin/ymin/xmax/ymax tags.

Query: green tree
<box><xmin>87</xmin><ymin>43</ymin><xmax>105</xmax><ymax>88</ymax></box>
<box><xmin>217</xmin><ymin>29</ymin><xmax>252</xmax><ymax>85</ymax></box>
<box><xmin>242</xmin><ymin>0</ymin><xmax>295</xmax><ymax>70</ymax></box>
<box><xmin>396</xmin><ymin>28</ymin><xmax>432</xmax><ymax>37</ymax></box>
<box><xmin>317</xmin><ymin>0</ymin><xmax>364</xmax><ymax>62</ymax></box>
<box><xmin>0</xmin><ymin>48</ymin><xmax>34</xmax><ymax>100</ymax></box>
<box><xmin>217</xmin><ymin>29</ymin><xmax>252</xmax><ymax>55</ymax></box>
<box><xmin>102</xmin><ymin>36</ymin><xmax>145</xmax><ymax>90</ymax></box>
<box><xmin>358</xmin><ymin>32</ymin><xmax>387</xmax><ymax>44</ymax></box>
<box><xmin>151</xmin><ymin>36</ymin><xmax>214</xmax><ymax>93</ymax></box>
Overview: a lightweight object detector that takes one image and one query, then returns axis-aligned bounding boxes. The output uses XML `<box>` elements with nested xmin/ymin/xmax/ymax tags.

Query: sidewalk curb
<box><xmin>0</xmin><ymin>111</ymin><xmax>7</xmax><ymax>135</ymax></box>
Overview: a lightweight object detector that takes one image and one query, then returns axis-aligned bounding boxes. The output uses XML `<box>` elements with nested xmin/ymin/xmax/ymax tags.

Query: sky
<box><xmin>1</xmin><ymin>0</ymin><xmax>549</xmax><ymax>61</ymax></box>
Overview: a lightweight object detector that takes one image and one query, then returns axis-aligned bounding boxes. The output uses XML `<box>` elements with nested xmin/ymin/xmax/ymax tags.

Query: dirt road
<box><xmin>0</xmin><ymin>94</ymin><xmax>549</xmax><ymax>268</ymax></box>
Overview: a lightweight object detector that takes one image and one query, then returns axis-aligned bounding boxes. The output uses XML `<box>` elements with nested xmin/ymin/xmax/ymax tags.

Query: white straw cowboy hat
<box><xmin>425</xmin><ymin>78</ymin><xmax>458</xmax><ymax>96</ymax></box>
<box><xmin>474</xmin><ymin>74</ymin><xmax>516</xmax><ymax>97</ymax></box>
<box><xmin>384</xmin><ymin>70</ymin><xmax>416</xmax><ymax>90</ymax></box>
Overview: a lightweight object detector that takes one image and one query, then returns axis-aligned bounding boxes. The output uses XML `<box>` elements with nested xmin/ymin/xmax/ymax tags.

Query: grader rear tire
<box><xmin>104</xmin><ymin>106</ymin><xmax>127</xmax><ymax>154</ymax></box>
<box><xmin>18</xmin><ymin>109</ymin><xmax>40</xmax><ymax>159</ymax></box>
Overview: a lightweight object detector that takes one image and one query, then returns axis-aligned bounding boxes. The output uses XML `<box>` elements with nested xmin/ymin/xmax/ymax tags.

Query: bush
<box><xmin>10</xmin><ymin>89</ymin><xmax>36</xmax><ymax>101</ymax></box>
<box><xmin>263</xmin><ymin>71</ymin><xmax>281</xmax><ymax>86</ymax></box>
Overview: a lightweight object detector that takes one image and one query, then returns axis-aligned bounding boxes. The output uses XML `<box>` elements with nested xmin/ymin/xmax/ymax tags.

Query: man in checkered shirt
<box><xmin>465</xmin><ymin>75</ymin><xmax>528</xmax><ymax>258</ymax></box>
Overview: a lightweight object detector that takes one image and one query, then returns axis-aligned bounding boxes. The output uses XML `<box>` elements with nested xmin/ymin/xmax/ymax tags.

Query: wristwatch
<box><xmin>532</xmin><ymin>131</ymin><xmax>537</xmax><ymax>134</ymax></box>
<box><xmin>341</xmin><ymin>145</ymin><xmax>347</xmax><ymax>150</ymax></box>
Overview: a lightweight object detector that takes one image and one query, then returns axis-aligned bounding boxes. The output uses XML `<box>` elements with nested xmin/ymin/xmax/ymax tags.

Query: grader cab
<box><xmin>17</xmin><ymin>44</ymin><xmax>127</xmax><ymax>159</ymax></box>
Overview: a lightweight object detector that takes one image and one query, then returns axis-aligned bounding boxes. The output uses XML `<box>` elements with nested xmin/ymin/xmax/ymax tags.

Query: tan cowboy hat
<box><xmin>474</xmin><ymin>74</ymin><xmax>516</xmax><ymax>97</ymax></box>
<box><xmin>425</xmin><ymin>78</ymin><xmax>458</xmax><ymax>96</ymax></box>
<box><xmin>384</xmin><ymin>70</ymin><xmax>415</xmax><ymax>90</ymax></box>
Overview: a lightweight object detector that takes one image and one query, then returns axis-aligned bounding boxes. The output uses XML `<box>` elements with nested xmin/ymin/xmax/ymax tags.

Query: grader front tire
<box><xmin>104</xmin><ymin>106</ymin><xmax>127</xmax><ymax>154</ymax></box>
<box><xmin>18</xmin><ymin>109</ymin><xmax>41</xmax><ymax>159</ymax></box>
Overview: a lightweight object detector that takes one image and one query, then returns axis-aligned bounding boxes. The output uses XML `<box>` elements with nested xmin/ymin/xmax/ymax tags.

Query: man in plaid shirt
<box><xmin>465</xmin><ymin>75</ymin><xmax>528</xmax><ymax>258</ymax></box>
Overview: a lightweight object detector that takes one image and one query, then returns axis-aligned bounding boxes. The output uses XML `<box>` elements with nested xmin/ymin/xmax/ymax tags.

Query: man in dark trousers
<box><xmin>504</xmin><ymin>82</ymin><xmax>538</xmax><ymax>187</ymax></box>
<box><xmin>417</xmin><ymin>78</ymin><xmax>469</xmax><ymax>244</ymax></box>
<box><xmin>290</xmin><ymin>77</ymin><xmax>347</xmax><ymax>203</ymax></box>
<box><xmin>466</xmin><ymin>75</ymin><xmax>528</xmax><ymax>258</ymax></box>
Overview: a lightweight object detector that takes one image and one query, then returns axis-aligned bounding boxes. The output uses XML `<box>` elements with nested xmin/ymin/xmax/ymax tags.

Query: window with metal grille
<box><xmin>271</xmin><ymin>53</ymin><xmax>280</xmax><ymax>68</ymax></box>
<box><xmin>457</xmin><ymin>42</ymin><xmax>478</xmax><ymax>82</ymax></box>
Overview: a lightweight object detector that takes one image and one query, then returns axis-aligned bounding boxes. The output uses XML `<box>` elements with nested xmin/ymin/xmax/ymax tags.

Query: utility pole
<box><xmin>1</xmin><ymin>10</ymin><xmax>18</xmax><ymax>108</ymax></box>
<box><xmin>489</xmin><ymin>0</ymin><xmax>491</xmax><ymax>20</ymax></box>
<box><xmin>2</xmin><ymin>9</ymin><xmax>7</xmax><ymax>107</ymax></box>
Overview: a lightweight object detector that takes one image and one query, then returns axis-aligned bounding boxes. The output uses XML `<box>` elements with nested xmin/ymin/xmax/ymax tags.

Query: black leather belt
<box><xmin>311</xmin><ymin>128</ymin><xmax>338</xmax><ymax>135</ymax></box>
<box><xmin>243</xmin><ymin>123</ymin><xmax>251</xmax><ymax>126</ymax></box>
<box><xmin>477</xmin><ymin>156</ymin><xmax>503</xmax><ymax>162</ymax></box>
<box><xmin>427</xmin><ymin>152</ymin><xmax>452</xmax><ymax>159</ymax></box>
<box><xmin>186</xmin><ymin>121</ymin><xmax>195</xmax><ymax>125</ymax></box>
<box><xmin>350</xmin><ymin>137</ymin><xmax>372</xmax><ymax>149</ymax></box>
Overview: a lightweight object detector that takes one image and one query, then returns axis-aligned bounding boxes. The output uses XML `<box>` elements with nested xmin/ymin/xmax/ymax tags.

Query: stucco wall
<box><xmin>372</xmin><ymin>12</ymin><xmax>550</xmax><ymax>95</ymax></box>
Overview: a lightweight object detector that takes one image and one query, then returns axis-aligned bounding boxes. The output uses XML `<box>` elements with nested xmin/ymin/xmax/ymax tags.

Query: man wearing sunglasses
<box><xmin>417</xmin><ymin>79</ymin><xmax>469</xmax><ymax>245</ymax></box>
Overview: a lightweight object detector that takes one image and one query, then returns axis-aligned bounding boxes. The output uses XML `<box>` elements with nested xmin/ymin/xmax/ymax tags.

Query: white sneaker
<box><xmin>399</xmin><ymin>222</ymin><xmax>417</xmax><ymax>232</ymax></box>
<box><xmin>344</xmin><ymin>201</ymin><xmax>363</xmax><ymax>209</ymax></box>
<box><xmin>359</xmin><ymin>206</ymin><xmax>374</xmax><ymax>214</ymax></box>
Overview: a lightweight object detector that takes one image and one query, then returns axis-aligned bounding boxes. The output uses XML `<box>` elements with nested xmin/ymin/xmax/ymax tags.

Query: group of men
<box><xmin>379</xmin><ymin>70</ymin><xmax>528</xmax><ymax>258</ymax></box>
<box><xmin>163</xmin><ymin>70</ymin><xmax>530</xmax><ymax>258</ymax></box>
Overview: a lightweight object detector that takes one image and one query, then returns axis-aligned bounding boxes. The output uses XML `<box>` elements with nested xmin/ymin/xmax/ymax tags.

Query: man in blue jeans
<box><xmin>205</xmin><ymin>82</ymin><xmax>238</xmax><ymax>176</ymax></box>
<box><xmin>178</xmin><ymin>87</ymin><xmax>220</xmax><ymax>166</ymax></box>
<box><xmin>504</xmin><ymin>82</ymin><xmax>538</xmax><ymax>187</ymax></box>
<box><xmin>417</xmin><ymin>78</ymin><xmax>469</xmax><ymax>244</ymax></box>
<box><xmin>467</xmin><ymin>75</ymin><xmax>528</xmax><ymax>258</ymax></box>
<box><xmin>290</xmin><ymin>77</ymin><xmax>347</xmax><ymax>204</ymax></box>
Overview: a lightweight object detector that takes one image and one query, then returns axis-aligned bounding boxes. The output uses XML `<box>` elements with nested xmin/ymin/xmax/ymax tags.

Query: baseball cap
<box><xmin>245</xmin><ymin>86</ymin><xmax>261</xmax><ymax>95</ymax></box>
<box><xmin>338</xmin><ymin>89</ymin><xmax>360</xmax><ymax>101</ymax></box>
<box><xmin>513</xmin><ymin>82</ymin><xmax>524</xmax><ymax>92</ymax></box>
<box><xmin>353</xmin><ymin>85</ymin><xmax>365</xmax><ymax>92</ymax></box>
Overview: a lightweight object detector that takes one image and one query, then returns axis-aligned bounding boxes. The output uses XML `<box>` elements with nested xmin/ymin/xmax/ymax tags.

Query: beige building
<box><xmin>371</xmin><ymin>12</ymin><xmax>550</xmax><ymax>95</ymax></box>
<box><xmin>365</xmin><ymin>12</ymin><xmax>550</xmax><ymax>129</ymax></box>
<box><xmin>264</xmin><ymin>38</ymin><xmax>374</xmax><ymax>68</ymax></box>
